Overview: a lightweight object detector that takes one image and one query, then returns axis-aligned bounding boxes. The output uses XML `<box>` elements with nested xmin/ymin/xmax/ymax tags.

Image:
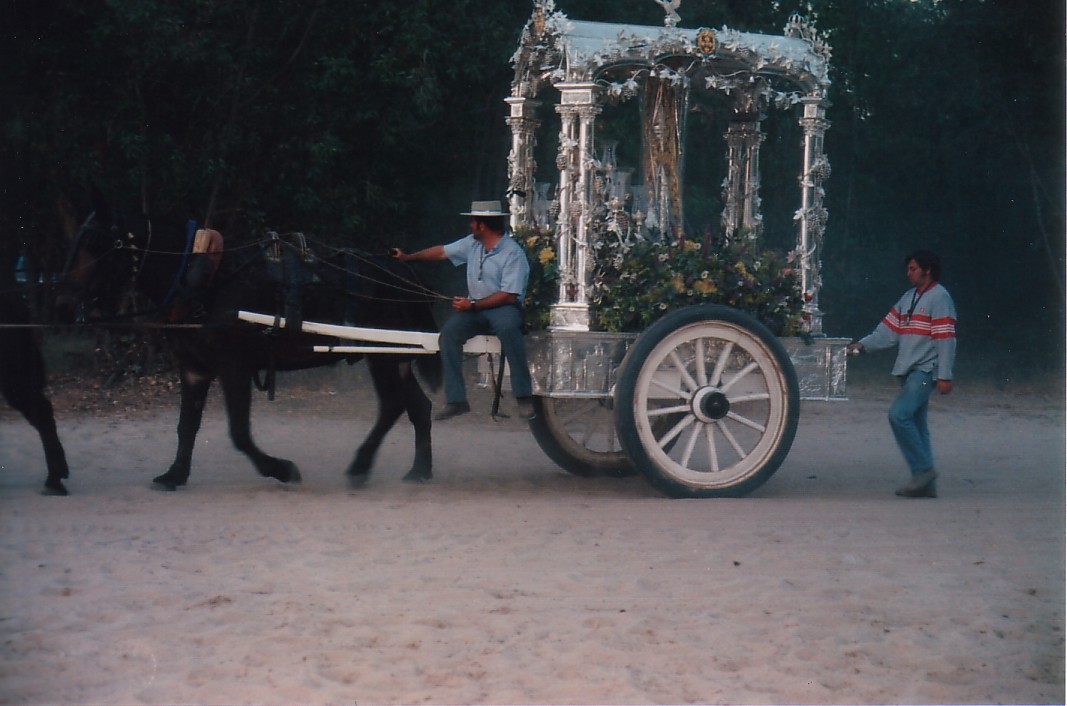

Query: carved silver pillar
<box><xmin>720</xmin><ymin>119</ymin><xmax>765</xmax><ymax>241</ymax></box>
<box><xmin>505</xmin><ymin>97</ymin><xmax>540</xmax><ymax>230</ymax></box>
<box><xmin>796</xmin><ymin>95</ymin><xmax>831</xmax><ymax>336</ymax></box>
<box><xmin>551</xmin><ymin>82</ymin><xmax>599</xmax><ymax>331</ymax></box>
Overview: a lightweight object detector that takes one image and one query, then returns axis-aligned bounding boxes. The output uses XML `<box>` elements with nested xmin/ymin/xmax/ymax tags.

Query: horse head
<box><xmin>55</xmin><ymin>193</ymin><xmax>143</xmax><ymax>323</ymax></box>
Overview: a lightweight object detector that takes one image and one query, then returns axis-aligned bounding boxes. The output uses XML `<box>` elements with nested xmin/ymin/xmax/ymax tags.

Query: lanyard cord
<box><xmin>904</xmin><ymin>284</ymin><xmax>932</xmax><ymax>323</ymax></box>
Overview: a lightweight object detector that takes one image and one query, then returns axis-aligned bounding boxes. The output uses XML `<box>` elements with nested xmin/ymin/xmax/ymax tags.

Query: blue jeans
<box><xmin>888</xmin><ymin>369</ymin><xmax>936</xmax><ymax>477</ymax></box>
<box><xmin>439</xmin><ymin>305</ymin><xmax>532</xmax><ymax>404</ymax></box>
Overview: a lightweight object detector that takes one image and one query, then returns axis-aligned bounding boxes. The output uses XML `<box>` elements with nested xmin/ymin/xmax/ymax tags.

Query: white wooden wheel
<box><xmin>614</xmin><ymin>305</ymin><xmax>800</xmax><ymax>498</ymax></box>
<box><xmin>528</xmin><ymin>397</ymin><xmax>635</xmax><ymax>477</ymax></box>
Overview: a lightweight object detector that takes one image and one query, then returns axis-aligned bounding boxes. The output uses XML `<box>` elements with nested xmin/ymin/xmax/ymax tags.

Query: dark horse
<box><xmin>58</xmin><ymin>194</ymin><xmax>442</xmax><ymax>490</ymax></box>
<box><xmin>0</xmin><ymin>288</ymin><xmax>71</xmax><ymax>495</ymax></box>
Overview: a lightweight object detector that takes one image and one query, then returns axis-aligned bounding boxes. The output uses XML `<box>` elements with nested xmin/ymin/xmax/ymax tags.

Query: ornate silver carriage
<box><xmin>496</xmin><ymin>2</ymin><xmax>849</xmax><ymax>496</ymax></box>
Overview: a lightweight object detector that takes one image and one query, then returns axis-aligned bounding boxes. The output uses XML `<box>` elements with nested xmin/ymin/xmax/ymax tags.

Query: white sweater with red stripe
<box><xmin>858</xmin><ymin>282</ymin><xmax>957</xmax><ymax>380</ymax></box>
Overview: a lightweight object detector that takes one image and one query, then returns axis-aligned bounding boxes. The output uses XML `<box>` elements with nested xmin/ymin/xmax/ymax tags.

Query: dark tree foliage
<box><xmin>2</xmin><ymin>0</ymin><xmax>1063</xmax><ymax>377</ymax></box>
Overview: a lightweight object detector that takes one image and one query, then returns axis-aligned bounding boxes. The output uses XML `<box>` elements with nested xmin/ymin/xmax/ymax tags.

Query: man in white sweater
<box><xmin>847</xmin><ymin>250</ymin><xmax>957</xmax><ymax>498</ymax></box>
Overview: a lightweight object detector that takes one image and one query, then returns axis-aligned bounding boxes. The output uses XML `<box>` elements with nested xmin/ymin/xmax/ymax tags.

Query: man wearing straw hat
<box><xmin>390</xmin><ymin>200</ymin><xmax>535</xmax><ymax>421</ymax></box>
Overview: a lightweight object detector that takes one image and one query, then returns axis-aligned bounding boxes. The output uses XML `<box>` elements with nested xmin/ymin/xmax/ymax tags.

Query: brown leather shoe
<box><xmin>434</xmin><ymin>401</ymin><xmax>471</xmax><ymax>421</ymax></box>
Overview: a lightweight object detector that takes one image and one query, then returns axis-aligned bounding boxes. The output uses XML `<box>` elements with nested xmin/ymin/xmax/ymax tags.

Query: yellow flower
<box><xmin>538</xmin><ymin>248</ymin><xmax>555</xmax><ymax>265</ymax></box>
<box><xmin>694</xmin><ymin>279</ymin><xmax>717</xmax><ymax>295</ymax></box>
<box><xmin>671</xmin><ymin>274</ymin><xmax>686</xmax><ymax>293</ymax></box>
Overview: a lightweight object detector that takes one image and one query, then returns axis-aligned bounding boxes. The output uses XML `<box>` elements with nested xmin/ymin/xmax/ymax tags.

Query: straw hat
<box><xmin>460</xmin><ymin>200</ymin><xmax>508</xmax><ymax>216</ymax></box>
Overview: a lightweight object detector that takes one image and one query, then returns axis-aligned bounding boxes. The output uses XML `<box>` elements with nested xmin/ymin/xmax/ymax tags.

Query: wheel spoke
<box><xmin>557</xmin><ymin>403</ymin><xmax>590</xmax><ymax>426</ymax></box>
<box><xmin>727</xmin><ymin>392</ymin><xmax>771</xmax><ymax>405</ymax></box>
<box><xmin>647</xmin><ymin>404</ymin><xmax>691</xmax><ymax>417</ymax></box>
<box><xmin>669</xmin><ymin>350</ymin><xmax>700</xmax><ymax>393</ymax></box>
<box><xmin>651</xmin><ymin>376</ymin><xmax>688</xmax><ymax>400</ymax></box>
<box><xmin>725</xmin><ymin>410</ymin><xmax>766</xmax><ymax>433</ymax></box>
<box><xmin>659</xmin><ymin>413</ymin><xmax>695</xmax><ymax>448</ymax></box>
<box><xmin>710</xmin><ymin>341</ymin><xmax>734</xmax><ymax>387</ymax></box>
<box><xmin>680</xmin><ymin>423</ymin><xmax>701</xmax><ymax>467</ymax></box>
<box><xmin>705</xmin><ymin>424</ymin><xmax>720</xmax><ymax>473</ymax></box>
<box><xmin>578</xmin><ymin>412</ymin><xmax>605</xmax><ymax>446</ymax></box>
<box><xmin>717</xmin><ymin>419</ymin><xmax>748</xmax><ymax>459</ymax></box>
<box><xmin>721</xmin><ymin>361</ymin><xmax>759</xmax><ymax>393</ymax></box>
<box><xmin>694</xmin><ymin>338</ymin><xmax>708</xmax><ymax>387</ymax></box>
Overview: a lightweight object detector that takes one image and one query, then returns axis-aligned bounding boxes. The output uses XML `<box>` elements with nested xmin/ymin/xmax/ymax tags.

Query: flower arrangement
<box><xmin>517</xmin><ymin>224</ymin><xmax>805</xmax><ymax>336</ymax></box>
<box><xmin>591</xmin><ymin>234</ymin><xmax>805</xmax><ymax>335</ymax></box>
<box><xmin>516</xmin><ymin>224</ymin><xmax>560</xmax><ymax>331</ymax></box>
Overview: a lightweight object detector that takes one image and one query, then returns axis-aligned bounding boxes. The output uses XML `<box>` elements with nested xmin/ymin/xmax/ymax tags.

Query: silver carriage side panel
<box><xmin>479</xmin><ymin>332</ymin><xmax>849</xmax><ymax>400</ymax></box>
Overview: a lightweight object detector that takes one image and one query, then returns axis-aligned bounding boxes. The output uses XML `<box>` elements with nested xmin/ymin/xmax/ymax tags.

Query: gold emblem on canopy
<box><xmin>696</xmin><ymin>27</ymin><xmax>717</xmax><ymax>55</ymax></box>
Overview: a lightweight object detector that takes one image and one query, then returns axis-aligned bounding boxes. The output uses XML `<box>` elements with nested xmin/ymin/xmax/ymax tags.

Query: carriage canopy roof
<box><xmin>512</xmin><ymin>4</ymin><xmax>831</xmax><ymax>101</ymax></box>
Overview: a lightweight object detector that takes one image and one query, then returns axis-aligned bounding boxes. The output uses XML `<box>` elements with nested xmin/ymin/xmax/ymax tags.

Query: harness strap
<box><xmin>252</xmin><ymin>342</ymin><xmax>278</xmax><ymax>401</ymax></box>
<box><xmin>489</xmin><ymin>352</ymin><xmax>509</xmax><ymax>420</ymax></box>
<box><xmin>343</xmin><ymin>250</ymin><xmax>362</xmax><ymax>324</ymax></box>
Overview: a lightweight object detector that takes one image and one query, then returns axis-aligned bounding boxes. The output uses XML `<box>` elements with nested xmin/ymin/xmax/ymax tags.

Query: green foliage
<box><xmin>516</xmin><ymin>225</ymin><xmax>560</xmax><ymax>332</ymax></box>
<box><xmin>517</xmin><ymin>225</ymin><xmax>804</xmax><ymax>336</ymax></box>
<box><xmin>591</xmin><ymin>236</ymin><xmax>804</xmax><ymax>335</ymax></box>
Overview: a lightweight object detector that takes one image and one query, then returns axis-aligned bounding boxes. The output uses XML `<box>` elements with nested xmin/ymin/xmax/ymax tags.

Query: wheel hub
<box><xmin>691</xmin><ymin>387</ymin><xmax>730</xmax><ymax>423</ymax></box>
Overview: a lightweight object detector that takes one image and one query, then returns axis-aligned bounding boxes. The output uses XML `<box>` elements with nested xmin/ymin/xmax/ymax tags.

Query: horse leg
<box><xmin>153</xmin><ymin>366</ymin><xmax>212</xmax><ymax>490</ymax></box>
<box><xmin>33</xmin><ymin>399</ymin><xmax>69</xmax><ymax>496</ymax></box>
<box><xmin>4</xmin><ymin>386</ymin><xmax>70</xmax><ymax>496</ymax></box>
<box><xmin>347</xmin><ymin>357</ymin><xmax>433</xmax><ymax>486</ymax></box>
<box><xmin>346</xmin><ymin>357</ymin><xmax>407</xmax><ymax>486</ymax></box>
<box><xmin>0</xmin><ymin>327</ymin><xmax>70</xmax><ymax>495</ymax></box>
<box><xmin>219</xmin><ymin>365</ymin><xmax>301</xmax><ymax>485</ymax></box>
<box><xmin>400</xmin><ymin>361</ymin><xmax>434</xmax><ymax>483</ymax></box>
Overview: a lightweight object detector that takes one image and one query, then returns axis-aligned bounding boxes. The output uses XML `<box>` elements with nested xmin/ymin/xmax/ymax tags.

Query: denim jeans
<box><xmin>439</xmin><ymin>305</ymin><xmax>532</xmax><ymax>404</ymax></box>
<box><xmin>888</xmin><ymin>369</ymin><xmax>936</xmax><ymax>477</ymax></box>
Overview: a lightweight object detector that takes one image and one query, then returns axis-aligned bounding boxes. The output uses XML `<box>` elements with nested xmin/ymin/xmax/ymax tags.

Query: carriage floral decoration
<box><xmin>519</xmin><ymin>224</ymin><xmax>804</xmax><ymax>336</ymax></box>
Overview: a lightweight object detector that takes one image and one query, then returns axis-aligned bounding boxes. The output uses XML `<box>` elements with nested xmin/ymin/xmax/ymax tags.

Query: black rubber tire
<box><xmin>528</xmin><ymin>396</ymin><xmax>636</xmax><ymax>477</ymax></box>
<box><xmin>614</xmin><ymin>304</ymin><xmax>800</xmax><ymax>498</ymax></box>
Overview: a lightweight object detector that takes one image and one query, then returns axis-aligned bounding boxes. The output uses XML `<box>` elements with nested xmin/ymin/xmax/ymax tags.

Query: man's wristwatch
<box><xmin>470</xmin><ymin>299</ymin><xmax>477</xmax><ymax>312</ymax></box>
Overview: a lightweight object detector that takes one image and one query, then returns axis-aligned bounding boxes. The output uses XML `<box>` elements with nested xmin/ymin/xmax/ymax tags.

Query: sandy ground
<box><xmin>0</xmin><ymin>366</ymin><xmax>1063</xmax><ymax>705</ymax></box>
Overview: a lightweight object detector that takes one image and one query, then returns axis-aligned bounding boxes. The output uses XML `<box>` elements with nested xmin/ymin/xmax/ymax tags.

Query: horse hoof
<box><xmin>41</xmin><ymin>481</ymin><xmax>68</xmax><ymax>497</ymax></box>
<box><xmin>265</xmin><ymin>461</ymin><xmax>301</xmax><ymax>485</ymax></box>
<box><xmin>152</xmin><ymin>472</ymin><xmax>187</xmax><ymax>491</ymax></box>
<box><xmin>402</xmin><ymin>469</ymin><xmax>433</xmax><ymax>483</ymax></box>
<box><xmin>347</xmin><ymin>472</ymin><xmax>369</xmax><ymax>489</ymax></box>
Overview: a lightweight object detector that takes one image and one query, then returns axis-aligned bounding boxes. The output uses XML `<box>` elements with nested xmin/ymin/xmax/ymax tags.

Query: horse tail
<box><xmin>416</xmin><ymin>352</ymin><xmax>443</xmax><ymax>393</ymax></box>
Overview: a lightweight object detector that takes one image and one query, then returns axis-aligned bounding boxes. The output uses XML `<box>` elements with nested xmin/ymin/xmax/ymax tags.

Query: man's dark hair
<box><xmin>905</xmin><ymin>249</ymin><xmax>942</xmax><ymax>281</ymax></box>
<box><xmin>473</xmin><ymin>215</ymin><xmax>507</xmax><ymax>233</ymax></box>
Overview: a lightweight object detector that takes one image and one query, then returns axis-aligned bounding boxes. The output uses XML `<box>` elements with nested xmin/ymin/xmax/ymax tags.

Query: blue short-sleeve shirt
<box><xmin>442</xmin><ymin>234</ymin><xmax>530</xmax><ymax>303</ymax></box>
